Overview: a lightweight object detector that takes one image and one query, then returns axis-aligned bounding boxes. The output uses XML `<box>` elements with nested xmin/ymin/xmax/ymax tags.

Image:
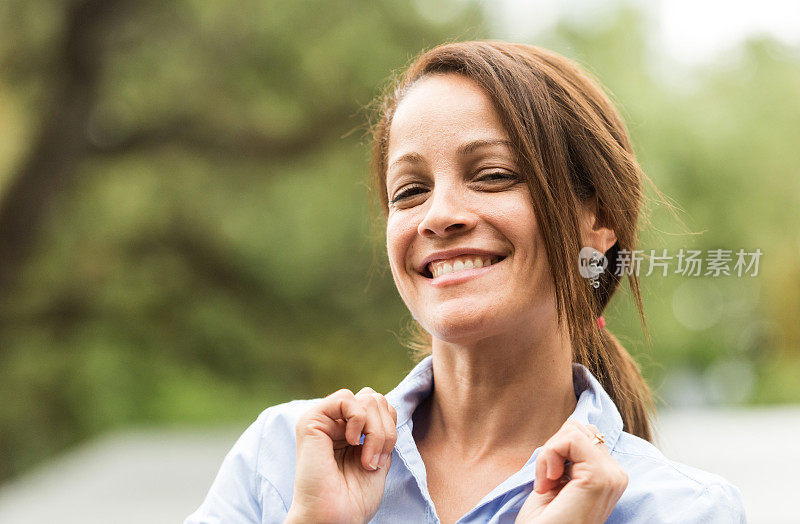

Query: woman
<box><xmin>186</xmin><ymin>42</ymin><xmax>745</xmax><ymax>523</ymax></box>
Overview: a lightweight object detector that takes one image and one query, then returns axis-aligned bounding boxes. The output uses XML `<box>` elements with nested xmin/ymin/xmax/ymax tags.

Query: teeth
<box><xmin>428</xmin><ymin>255</ymin><xmax>500</xmax><ymax>278</ymax></box>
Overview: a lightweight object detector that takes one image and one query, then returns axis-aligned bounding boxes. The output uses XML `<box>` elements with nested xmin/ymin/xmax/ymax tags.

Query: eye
<box><xmin>390</xmin><ymin>184</ymin><xmax>428</xmax><ymax>204</ymax></box>
<box><xmin>475</xmin><ymin>171</ymin><xmax>519</xmax><ymax>184</ymax></box>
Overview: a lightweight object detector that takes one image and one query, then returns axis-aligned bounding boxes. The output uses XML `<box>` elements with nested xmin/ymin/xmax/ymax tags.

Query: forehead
<box><xmin>387</xmin><ymin>73</ymin><xmax>510</xmax><ymax>161</ymax></box>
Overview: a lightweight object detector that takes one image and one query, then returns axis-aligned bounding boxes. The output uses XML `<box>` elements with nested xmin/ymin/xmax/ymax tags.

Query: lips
<box><xmin>418</xmin><ymin>249</ymin><xmax>507</xmax><ymax>278</ymax></box>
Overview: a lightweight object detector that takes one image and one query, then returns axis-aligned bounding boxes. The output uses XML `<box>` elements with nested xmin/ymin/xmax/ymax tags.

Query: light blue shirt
<box><xmin>186</xmin><ymin>356</ymin><xmax>746</xmax><ymax>523</ymax></box>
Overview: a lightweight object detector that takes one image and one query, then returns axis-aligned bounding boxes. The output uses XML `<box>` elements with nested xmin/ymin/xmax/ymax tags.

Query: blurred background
<box><xmin>0</xmin><ymin>0</ymin><xmax>798</xmax><ymax>522</ymax></box>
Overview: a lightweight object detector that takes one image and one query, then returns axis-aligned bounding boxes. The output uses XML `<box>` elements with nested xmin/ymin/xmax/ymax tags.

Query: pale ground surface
<box><xmin>0</xmin><ymin>407</ymin><xmax>796</xmax><ymax>523</ymax></box>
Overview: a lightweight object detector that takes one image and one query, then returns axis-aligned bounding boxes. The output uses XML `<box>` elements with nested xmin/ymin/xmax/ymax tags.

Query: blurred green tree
<box><xmin>0</xmin><ymin>0</ymin><xmax>798</xmax><ymax>486</ymax></box>
<box><xmin>0</xmin><ymin>0</ymin><xmax>486</xmax><ymax>482</ymax></box>
<box><xmin>544</xmin><ymin>9</ymin><xmax>800</xmax><ymax>406</ymax></box>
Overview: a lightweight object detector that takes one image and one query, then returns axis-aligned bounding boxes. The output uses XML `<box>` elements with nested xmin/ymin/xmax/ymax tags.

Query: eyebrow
<box><xmin>456</xmin><ymin>138</ymin><xmax>515</xmax><ymax>156</ymax></box>
<box><xmin>388</xmin><ymin>139</ymin><xmax>515</xmax><ymax>171</ymax></box>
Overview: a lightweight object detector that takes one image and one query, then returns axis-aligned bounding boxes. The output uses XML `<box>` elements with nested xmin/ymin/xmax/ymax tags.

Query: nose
<box><xmin>417</xmin><ymin>186</ymin><xmax>477</xmax><ymax>238</ymax></box>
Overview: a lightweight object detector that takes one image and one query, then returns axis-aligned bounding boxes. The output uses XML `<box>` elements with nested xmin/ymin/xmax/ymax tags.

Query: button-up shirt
<box><xmin>186</xmin><ymin>356</ymin><xmax>746</xmax><ymax>523</ymax></box>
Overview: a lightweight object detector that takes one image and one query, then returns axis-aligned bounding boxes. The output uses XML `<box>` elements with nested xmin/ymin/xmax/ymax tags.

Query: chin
<box><xmin>415</xmin><ymin>303</ymin><xmax>505</xmax><ymax>343</ymax></box>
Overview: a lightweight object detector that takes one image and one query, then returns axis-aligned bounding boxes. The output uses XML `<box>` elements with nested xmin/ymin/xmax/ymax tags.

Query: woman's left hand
<box><xmin>515</xmin><ymin>419</ymin><xmax>628</xmax><ymax>524</ymax></box>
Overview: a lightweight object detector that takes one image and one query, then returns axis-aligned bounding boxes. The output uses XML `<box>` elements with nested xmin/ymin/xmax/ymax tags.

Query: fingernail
<box><xmin>378</xmin><ymin>452</ymin><xmax>389</xmax><ymax>469</ymax></box>
<box><xmin>369</xmin><ymin>455</ymin><xmax>380</xmax><ymax>470</ymax></box>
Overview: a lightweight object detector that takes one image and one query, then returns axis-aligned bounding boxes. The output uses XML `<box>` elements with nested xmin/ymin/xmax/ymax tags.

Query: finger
<box><xmin>517</xmin><ymin>484</ymin><xmax>559</xmax><ymax>521</ymax></box>
<box><xmin>545</xmin><ymin>446</ymin><xmax>566</xmax><ymax>481</ymax></box>
<box><xmin>535</xmin><ymin>446</ymin><xmax>565</xmax><ymax>494</ymax></box>
<box><xmin>545</xmin><ymin>424</ymin><xmax>603</xmax><ymax>466</ymax></box>
<box><xmin>372</xmin><ymin>393</ymin><xmax>398</xmax><ymax>469</ymax></box>
<box><xmin>564</xmin><ymin>419</ymin><xmax>594</xmax><ymax>439</ymax></box>
<box><xmin>295</xmin><ymin>391</ymin><xmax>353</xmax><ymax>443</ymax></box>
<box><xmin>535</xmin><ymin>421</ymin><xmax>595</xmax><ymax>493</ymax></box>
<box><xmin>355</xmin><ymin>389</ymin><xmax>385</xmax><ymax>470</ymax></box>
<box><xmin>314</xmin><ymin>389</ymin><xmax>367</xmax><ymax>446</ymax></box>
<box><xmin>330</xmin><ymin>419</ymin><xmax>350</xmax><ymax>449</ymax></box>
<box><xmin>535</xmin><ymin>448</ymin><xmax>548</xmax><ymax>493</ymax></box>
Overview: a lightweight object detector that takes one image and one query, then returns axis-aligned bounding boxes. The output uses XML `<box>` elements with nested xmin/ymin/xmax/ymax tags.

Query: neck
<box><xmin>414</xmin><ymin>317</ymin><xmax>577</xmax><ymax>464</ymax></box>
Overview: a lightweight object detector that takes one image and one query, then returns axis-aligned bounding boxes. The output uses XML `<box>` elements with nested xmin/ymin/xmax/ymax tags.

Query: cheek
<box><xmin>385</xmin><ymin>214</ymin><xmax>416</xmax><ymax>282</ymax></box>
<box><xmin>486</xmin><ymin>197</ymin><xmax>540</xmax><ymax>250</ymax></box>
<box><xmin>493</xmin><ymin>200</ymin><xmax>548</xmax><ymax>282</ymax></box>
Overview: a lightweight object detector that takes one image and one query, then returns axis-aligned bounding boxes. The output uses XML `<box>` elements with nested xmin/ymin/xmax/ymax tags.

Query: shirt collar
<box><xmin>385</xmin><ymin>355</ymin><xmax>624</xmax><ymax>452</ymax></box>
<box><xmin>385</xmin><ymin>355</ymin><xmax>436</xmax><ymax>428</ymax></box>
<box><xmin>384</xmin><ymin>356</ymin><xmax>626</xmax><ymax>518</ymax></box>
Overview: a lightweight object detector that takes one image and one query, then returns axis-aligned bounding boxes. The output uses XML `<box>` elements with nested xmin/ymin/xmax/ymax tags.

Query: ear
<box><xmin>579</xmin><ymin>197</ymin><xmax>617</xmax><ymax>255</ymax></box>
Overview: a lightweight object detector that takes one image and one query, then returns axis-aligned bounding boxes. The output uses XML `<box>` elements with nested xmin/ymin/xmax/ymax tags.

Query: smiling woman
<box><xmin>377</xmin><ymin>46</ymin><xmax>648</xmax><ymax>439</ymax></box>
<box><xmin>185</xmin><ymin>42</ymin><xmax>745</xmax><ymax>524</ymax></box>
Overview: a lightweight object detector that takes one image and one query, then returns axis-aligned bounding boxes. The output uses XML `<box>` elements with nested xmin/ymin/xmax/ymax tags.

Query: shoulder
<box><xmin>608</xmin><ymin>432</ymin><xmax>746</xmax><ymax>523</ymax></box>
<box><xmin>228</xmin><ymin>398</ymin><xmax>318</xmax><ymax>468</ymax></box>
<box><xmin>250</xmin><ymin>399</ymin><xmax>320</xmax><ymax>506</ymax></box>
<box><xmin>227</xmin><ymin>399</ymin><xmax>320</xmax><ymax>512</ymax></box>
<box><xmin>250</xmin><ymin>397</ymin><xmax>320</xmax><ymax>444</ymax></box>
<box><xmin>185</xmin><ymin>398</ymin><xmax>318</xmax><ymax>523</ymax></box>
<box><xmin>247</xmin><ymin>398</ymin><xmax>320</xmax><ymax>469</ymax></box>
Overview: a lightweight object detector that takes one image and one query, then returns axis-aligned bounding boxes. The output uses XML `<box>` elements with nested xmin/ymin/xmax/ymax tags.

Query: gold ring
<box><xmin>590</xmin><ymin>432</ymin><xmax>605</xmax><ymax>445</ymax></box>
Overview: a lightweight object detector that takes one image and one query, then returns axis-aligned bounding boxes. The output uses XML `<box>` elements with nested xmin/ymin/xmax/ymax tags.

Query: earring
<box><xmin>588</xmin><ymin>250</ymin><xmax>602</xmax><ymax>289</ymax></box>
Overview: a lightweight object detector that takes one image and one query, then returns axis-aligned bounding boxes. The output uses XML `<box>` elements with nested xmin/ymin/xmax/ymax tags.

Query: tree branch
<box><xmin>0</xmin><ymin>0</ymin><xmax>137</xmax><ymax>295</ymax></box>
<box><xmin>87</xmin><ymin>106</ymin><xmax>362</xmax><ymax>161</ymax></box>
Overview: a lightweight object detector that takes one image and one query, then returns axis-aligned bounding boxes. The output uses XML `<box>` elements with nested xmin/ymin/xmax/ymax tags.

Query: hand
<box><xmin>286</xmin><ymin>387</ymin><xmax>398</xmax><ymax>524</ymax></box>
<box><xmin>515</xmin><ymin>420</ymin><xmax>628</xmax><ymax>524</ymax></box>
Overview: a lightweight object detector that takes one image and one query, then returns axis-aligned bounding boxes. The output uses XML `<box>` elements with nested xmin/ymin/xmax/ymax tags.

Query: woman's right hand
<box><xmin>285</xmin><ymin>387</ymin><xmax>398</xmax><ymax>524</ymax></box>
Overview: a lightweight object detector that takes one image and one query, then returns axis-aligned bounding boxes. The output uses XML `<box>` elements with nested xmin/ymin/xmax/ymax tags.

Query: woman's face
<box><xmin>385</xmin><ymin>73</ymin><xmax>557</xmax><ymax>342</ymax></box>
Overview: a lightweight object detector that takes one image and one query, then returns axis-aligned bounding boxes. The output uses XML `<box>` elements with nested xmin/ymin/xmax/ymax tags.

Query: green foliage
<box><xmin>0</xmin><ymin>0</ymin><xmax>486</xmax><ymax>482</ymax></box>
<box><xmin>543</xmin><ymin>14</ymin><xmax>800</xmax><ymax>406</ymax></box>
<box><xmin>0</xmin><ymin>0</ymin><xmax>798</xmax><ymax>484</ymax></box>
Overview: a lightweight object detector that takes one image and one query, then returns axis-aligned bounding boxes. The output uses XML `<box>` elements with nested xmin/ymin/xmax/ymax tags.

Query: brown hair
<box><xmin>370</xmin><ymin>41</ymin><xmax>656</xmax><ymax>441</ymax></box>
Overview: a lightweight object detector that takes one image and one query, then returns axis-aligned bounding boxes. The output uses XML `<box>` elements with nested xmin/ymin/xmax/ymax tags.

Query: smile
<box><xmin>427</xmin><ymin>254</ymin><xmax>503</xmax><ymax>278</ymax></box>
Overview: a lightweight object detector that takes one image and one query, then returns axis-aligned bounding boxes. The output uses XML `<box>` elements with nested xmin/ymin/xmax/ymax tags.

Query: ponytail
<box><xmin>580</xmin><ymin>326</ymin><xmax>653</xmax><ymax>441</ymax></box>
